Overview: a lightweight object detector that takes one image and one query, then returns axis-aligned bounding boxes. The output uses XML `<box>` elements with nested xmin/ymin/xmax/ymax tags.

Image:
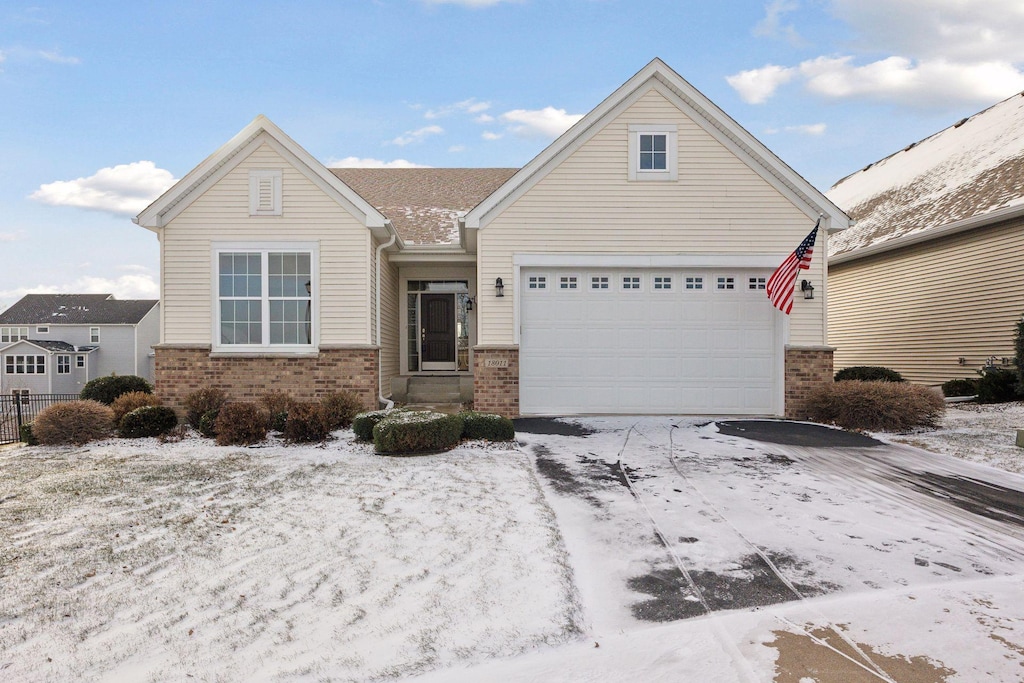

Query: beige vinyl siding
<box><xmin>162</xmin><ymin>143</ymin><xmax>372</xmax><ymax>345</ymax></box>
<box><xmin>829</xmin><ymin>215</ymin><xmax>1024</xmax><ymax>385</ymax></box>
<box><xmin>478</xmin><ymin>87</ymin><xmax>823</xmax><ymax>345</ymax></box>
<box><xmin>378</xmin><ymin>246</ymin><xmax>400</xmax><ymax>397</ymax></box>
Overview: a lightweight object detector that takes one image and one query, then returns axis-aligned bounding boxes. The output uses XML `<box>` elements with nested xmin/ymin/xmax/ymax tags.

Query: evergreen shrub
<box><xmin>373</xmin><ymin>411</ymin><xmax>464</xmax><ymax>455</ymax></box>
<box><xmin>80</xmin><ymin>375</ymin><xmax>153</xmax><ymax>405</ymax></box>
<box><xmin>977</xmin><ymin>367</ymin><xmax>1018</xmax><ymax>404</ymax></box>
<box><xmin>459</xmin><ymin>411</ymin><xmax>515</xmax><ymax>441</ymax></box>
<box><xmin>353</xmin><ymin>410</ymin><xmax>394</xmax><ymax>441</ymax></box>
<box><xmin>184</xmin><ymin>387</ymin><xmax>227</xmax><ymax>429</ymax></box>
<box><xmin>111</xmin><ymin>391</ymin><xmax>162</xmax><ymax>425</ymax></box>
<box><xmin>941</xmin><ymin>378</ymin><xmax>980</xmax><ymax>398</ymax></box>
<box><xmin>119</xmin><ymin>405</ymin><xmax>179</xmax><ymax>438</ymax></box>
<box><xmin>834</xmin><ymin>366</ymin><xmax>905</xmax><ymax>383</ymax></box>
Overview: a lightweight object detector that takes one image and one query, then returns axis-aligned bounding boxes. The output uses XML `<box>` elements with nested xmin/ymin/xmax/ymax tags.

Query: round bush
<box><xmin>259</xmin><ymin>391</ymin><xmax>296</xmax><ymax>432</ymax></box>
<box><xmin>806</xmin><ymin>380</ymin><xmax>945</xmax><ymax>432</ymax></box>
<box><xmin>353</xmin><ymin>409</ymin><xmax>394</xmax><ymax>441</ymax></box>
<box><xmin>33</xmin><ymin>400</ymin><xmax>115</xmax><ymax>445</ymax></box>
<box><xmin>834</xmin><ymin>366</ymin><xmax>905</xmax><ymax>383</ymax></box>
<box><xmin>977</xmin><ymin>367</ymin><xmax>1018</xmax><ymax>404</ymax></box>
<box><xmin>373</xmin><ymin>411</ymin><xmax>464</xmax><ymax>455</ymax></box>
<box><xmin>459</xmin><ymin>411</ymin><xmax>515</xmax><ymax>441</ymax></box>
<box><xmin>184</xmin><ymin>387</ymin><xmax>227</xmax><ymax>429</ymax></box>
<box><xmin>80</xmin><ymin>375</ymin><xmax>153</xmax><ymax>405</ymax></box>
<box><xmin>119</xmin><ymin>405</ymin><xmax>179</xmax><ymax>438</ymax></box>
<box><xmin>941</xmin><ymin>378</ymin><xmax>980</xmax><ymax>398</ymax></box>
<box><xmin>284</xmin><ymin>402</ymin><xmax>332</xmax><ymax>443</ymax></box>
<box><xmin>111</xmin><ymin>391</ymin><xmax>162</xmax><ymax>425</ymax></box>
<box><xmin>215</xmin><ymin>402</ymin><xmax>268</xmax><ymax>446</ymax></box>
<box><xmin>321</xmin><ymin>391</ymin><xmax>366</xmax><ymax>430</ymax></box>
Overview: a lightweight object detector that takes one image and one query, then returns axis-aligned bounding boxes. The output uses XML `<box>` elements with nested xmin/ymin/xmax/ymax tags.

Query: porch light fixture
<box><xmin>466</xmin><ymin>296</ymin><xmax>475</xmax><ymax>311</ymax></box>
<box><xmin>800</xmin><ymin>279</ymin><xmax>814</xmax><ymax>300</ymax></box>
<box><xmin>495</xmin><ymin>278</ymin><xmax>504</xmax><ymax>298</ymax></box>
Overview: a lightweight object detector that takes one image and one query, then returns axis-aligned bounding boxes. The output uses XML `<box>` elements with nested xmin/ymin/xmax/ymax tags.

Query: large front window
<box><xmin>217</xmin><ymin>248</ymin><xmax>313</xmax><ymax>348</ymax></box>
<box><xmin>5</xmin><ymin>355</ymin><xmax>45</xmax><ymax>374</ymax></box>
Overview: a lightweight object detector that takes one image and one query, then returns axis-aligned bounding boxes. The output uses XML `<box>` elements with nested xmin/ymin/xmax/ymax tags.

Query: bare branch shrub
<box><xmin>33</xmin><ymin>400</ymin><xmax>115</xmax><ymax>446</ymax></box>
<box><xmin>806</xmin><ymin>381</ymin><xmax>945</xmax><ymax>432</ymax></box>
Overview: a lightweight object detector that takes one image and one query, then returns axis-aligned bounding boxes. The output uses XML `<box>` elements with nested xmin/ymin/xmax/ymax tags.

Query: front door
<box><xmin>420</xmin><ymin>293</ymin><xmax>456</xmax><ymax>370</ymax></box>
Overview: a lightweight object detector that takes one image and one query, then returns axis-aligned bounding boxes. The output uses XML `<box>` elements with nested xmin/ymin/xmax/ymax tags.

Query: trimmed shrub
<box><xmin>111</xmin><ymin>391</ymin><xmax>162</xmax><ymax>425</ymax></box>
<box><xmin>834</xmin><ymin>366</ymin><xmax>905</xmax><ymax>383</ymax></box>
<box><xmin>20</xmin><ymin>422</ymin><xmax>37</xmax><ymax>445</ymax></box>
<box><xmin>259</xmin><ymin>391</ymin><xmax>296</xmax><ymax>432</ymax></box>
<box><xmin>373</xmin><ymin>411</ymin><xmax>464</xmax><ymax>455</ymax></box>
<box><xmin>459</xmin><ymin>411</ymin><xmax>515</xmax><ymax>441</ymax></box>
<box><xmin>159</xmin><ymin>424</ymin><xmax>190</xmax><ymax>443</ymax></box>
<box><xmin>806</xmin><ymin>380</ymin><xmax>945</xmax><ymax>432</ymax></box>
<box><xmin>353</xmin><ymin>410</ymin><xmax>394</xmax><ymax>442</ymax></box>
<box><xmin>198</xmin><ymin>410</ymin><xmax>220</xmax><ymax>438</ymax></box>
<box><xmin>941</xmin><ymin>378</ymin><xmax>980</xmax><ymax>398</ymax></box>
<box><xmin>80</xmin><ymin>374</ymin><xmax>153</xmax><ymax>405</ymax></box>
<box><xmin>977</xmin><ymin>367</ymin><xmax>1018</xmax><ymax>404</ymax></box>
<box><xmin>33</xmin><ymin>400</ymin><xmax>115</xmax><ymax>445</ymax></box>
<box><xmin>119</xmin><ymin>405</ymin><xmax>179</xmax><ymax>438</ymax></box>
<box><xmin>320</xmin><ymin>391</ymin><xmax>365</xmax><ymax>430</ymax></box>
<box><xmin>184</xmin><ymin>387</ymin><xmax>227</xmax><ymax>429</ymax></box>
<box><xmin>283</xmin><ymin>402</ymin><xmax>332</xmax><ymax>443</ymax></box>
<box><xmin>214</xmin><ymin>402</ymin><xmax>268</xmax><ymax>446</ymax></box>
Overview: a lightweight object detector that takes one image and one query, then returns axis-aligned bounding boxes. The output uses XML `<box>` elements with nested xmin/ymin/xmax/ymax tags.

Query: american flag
<box><xmin>766</xmin><ymin>219</ymin><xmax>820</xmax><ymax>315</ymax></box>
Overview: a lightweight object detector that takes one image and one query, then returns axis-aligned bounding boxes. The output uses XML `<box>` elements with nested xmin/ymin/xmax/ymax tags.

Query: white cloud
<box><xmin>0</xmin><ymin>272</ymin><xmax>160</xmax><ymax>304</ymax></box>
<box><xmin>425</xmin><ymin>98</ymin><xmax>491</xmax><ymax>119</ymax></box>
<box><xmin>765</xmin><ymin>123</ymin><xmax>827</xmax><ymax>135</ymax></box>
<box><xmin>448</xmin><ymin>145</ymin><xmax>466</xmax><ymax>153</ymax></box>
<box><xmin>475</xmin><ymin>113</ymin><xmax>494</xmax><ymax>123</ymax></box>
<box><xmin>37</xmin><ymin>49</ymin><xmax>80</xmax><ymax>65</ymax></box>
<box><xmin>499</xmin><ymin>107</ymin><xmax>583</xmax><ymax>138</ymax></box>
<box><xmin>29</xmin><ymin>161</ymin><xmax>177</xmax><ymax>217</ymax></box>
<box><xmin>327</xmin><ymin>156</ymin><xmax>431</xmax><ymax>168</ymax></box>
<box><xmin>390</xmin><ymin>125</ymin><xmax>444</xmax><ymax>146</ymax></box>
<box><xmin>726</xmin><ymin>64</ymin><xmax>796</xmax><ymax>104</ymax></box>
<box><xmin>0</xmin><ymin>231</ymin><xmax>21</xmax><ymax>242</ymax></box>
<box><xmin>481</xmin><ymin>131</ymin><xmax>504</xmax><ymax>141</ymax></box>
<box><xmin>754</xmin><ymin>0</ymin><xmax>802</xmax><ymax>45</ymax></box>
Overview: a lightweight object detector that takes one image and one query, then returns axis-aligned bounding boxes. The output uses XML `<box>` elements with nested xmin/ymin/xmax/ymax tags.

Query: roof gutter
<box><xmin>829</xmin><ymin>202</ymin><xmax>1024</xmax><ymax>265</ymax></box>
<box><xmin>375</xmin><ymin>221</ymin><xmax>399</xmax><ymax>410</ymax></box>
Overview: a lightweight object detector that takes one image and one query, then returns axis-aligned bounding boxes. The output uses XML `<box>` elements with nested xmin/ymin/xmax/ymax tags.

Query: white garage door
<box><xmin>519</xmin><ymin>268</ymin><xmax>782</xmax><ymax>415</ymax></box>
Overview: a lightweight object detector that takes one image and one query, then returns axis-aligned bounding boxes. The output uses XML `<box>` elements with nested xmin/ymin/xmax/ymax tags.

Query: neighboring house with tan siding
<box><xmin>136</xmin><ymin>59</ymin><xmax>848</xmax><ymax>418</ymax></box>
<box><xmin>827</xmin><ymin>91</ymin><xmax>1024</xmax><ymax>386</ymax></box>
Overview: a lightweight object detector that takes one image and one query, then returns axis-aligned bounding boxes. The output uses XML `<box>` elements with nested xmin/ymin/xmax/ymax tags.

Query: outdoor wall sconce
<box><xmin>466</xmin><ymin>297</ymin><xmax>475</xmax><ymax>311</ymax></box>
<box><xmin>495</xmin><ymin>278</ymin><xmax>505</xmax><ymax>297</ymax></box>
<box><xmin>800</xmin><ymin>279</ymin><xmax>814</xmax><ymax>300</ymax></box>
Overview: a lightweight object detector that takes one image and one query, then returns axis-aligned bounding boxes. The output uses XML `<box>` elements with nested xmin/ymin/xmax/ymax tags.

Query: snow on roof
<box><xmin>0</xmin><ymin>294</ymin><xmax>158</xmax><ymax>325</ymax></box>
<box><xmin>827</xmin><ymin>91</ymin><xmax>1024</xmax><ymax>258</ymax></box>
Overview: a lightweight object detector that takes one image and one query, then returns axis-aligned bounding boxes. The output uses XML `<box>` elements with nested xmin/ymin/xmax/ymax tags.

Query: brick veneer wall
<box><xmin>784</xmin><ymin>346</ymin><xmax>834</xmax><ymax>419</ymax></box>
<box><xmin>473</xmin><ymin>346</ymin><xmax>519</xmax><ymax>418</ymax></box>
<box><xmin>153</xmin><ymin>344</ymin><xmax>379</xmax><ymax>414</ymax></box>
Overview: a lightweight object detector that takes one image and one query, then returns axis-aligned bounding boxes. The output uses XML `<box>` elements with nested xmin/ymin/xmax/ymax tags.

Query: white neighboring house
<box><xmin>0</xmin><ymin>294</ymin><xmax>160</xmax><ymax>396</ymax></box>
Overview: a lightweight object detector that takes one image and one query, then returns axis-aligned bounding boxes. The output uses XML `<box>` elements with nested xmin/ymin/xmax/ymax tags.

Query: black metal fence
<box><xmin>0</xmin><ymin>394</ymin><xmax>80</xmax><ymax>445</ymax></box>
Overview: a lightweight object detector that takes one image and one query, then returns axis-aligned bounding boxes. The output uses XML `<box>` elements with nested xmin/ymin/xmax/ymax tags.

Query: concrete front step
<box><xmin>392</xmin><ymin>375</ymin><xmax>474</xmax><ymax>404</ymax></box>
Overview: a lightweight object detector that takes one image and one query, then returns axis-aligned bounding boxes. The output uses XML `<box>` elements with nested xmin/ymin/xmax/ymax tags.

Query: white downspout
<box><xmin>376</xmin><ymin>224</ymin><xmax>398</xmax><ymax>410</ymax></box>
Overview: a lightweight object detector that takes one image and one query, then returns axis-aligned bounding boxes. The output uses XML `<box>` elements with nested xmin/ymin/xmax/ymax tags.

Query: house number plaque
<box><xmin>484</xmin><ymin>358</ymin><xmax>509</xmax><ymax>368</ymax></box>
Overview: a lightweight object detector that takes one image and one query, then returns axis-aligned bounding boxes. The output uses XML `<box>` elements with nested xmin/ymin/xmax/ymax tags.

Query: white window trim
<box><xmin>1</xmin><ymin>327</ymin><xmax>28</xmax><ymax>343</ymax></box>
<box><xmin>36</xmin><ymin>326</ymin><xmax>49</xmax><ymax>334</ymax></box>
<box><xmin>211</xmin><ymin>241</ymin><xmax>319</xmax><ymax>354</ymax></box>
<box><xmin>76</xmin><ymin>355</ymin><xmax>85</xmax><ymax>368</ymax></box>
<box><xmin>558</xmin><ymin>274</ymin><xmax>580</xmax><ymax>291</ymax></box>
<box><xmin>621</xmin><ymin>274</ymin><xmax>643</xmax><ymax>292</ymax></box>
<box><xmin>652</xmin><ymin>275</ymin><xmax>673</xmax><ymax>291</ymax></box>
<box><xmin>527</xmin><ymin>274</ymin><xmax>548</xmax><ymax>291</ymax></box>
<box><xmin>57</xmin><ymin>355</ymin><xmax>70</xmax><ymax>374</ymax></box>
<box><xmin>249</xmin><ymin>169</ymin><xmax>283</xmax><ymax>216</ymax></box>
<box><xmin>589</xmin><ymin>274</ymin><xmax>611</xmax><ymax>291</ymax></box>
<box><xmin>90</xmin><ymin>327</ymin><xmax>100</xmax><ymax>344</ymax></box>
<box><xmin>715</xmin><ymin>276</ymin><xmax>736</xmax><ymax>291</ymax></box>
<box><xmin>5</xmin><ymin>354</ymin><xmax>45</xmax><ymax>375</ymax></box>
<box><xmin>628</xmin><ymin>124</ymin><xmax>678</xmax><ymax>181</ymax></box>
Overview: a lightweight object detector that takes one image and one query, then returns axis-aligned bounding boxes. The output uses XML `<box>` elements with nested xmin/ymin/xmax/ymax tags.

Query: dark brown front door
<box><xmin>421</xmin><ymin>293</ymin><xmax>455</xmax><ymax>367</ymax></box>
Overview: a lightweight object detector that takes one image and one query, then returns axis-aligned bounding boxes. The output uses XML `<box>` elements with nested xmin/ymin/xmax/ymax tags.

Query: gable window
<box><xmin>559</xmin><ymin>276</ymin><xmax>578</xmax><ymax>290</ymax></box>
<box><xmin>1</xmin><ymin>327</ymin><xmax>28</xmax><ymax>343</ymax></box>
<box><xmin>528</xmin><ymin>275</ymin><xmax>547</xmax><ymax>290</ymax></box>
<box><xmin>653</xmin><ymin>276</ymin><xmax>672</xmax><ymax>290</ymax></box>
<box><xmin>5</xmin><ymin>355</ymin><xmax>45</xmax><ymax>374</ymax></box>
<box><xmin>215</xmin><ymin>245</ymin><xmax>315</xmax><ymax>350</ymax></box>
<box><xmin>90</xmin><ymin>327</ymin><xmax>100</xmax><ymax>344</ymax></box>
<box><xmin>57</xmin><ymin>355</ymin><xmax>70</xmax><ymax>374</ymax></box>
<box><xmin>622</xmin><ymin>276</ymin><xmax>641</xmax><ymax>290</ymax></box>
<box><xmin>628</xmin><ymin>124</ymin><xmax>678</xmax><ymax>181</ymax></box>
<box><xmin>249</xmin><ymin>170</ymin><xmax>283</xmax><ymax>216</ymax></box>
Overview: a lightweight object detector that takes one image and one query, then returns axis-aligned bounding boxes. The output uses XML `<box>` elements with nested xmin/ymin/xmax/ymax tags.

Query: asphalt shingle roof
<box><xmin>330</xmin><ymin>168</ymin><xmax>519</xmax><ymax>245</ymax></box>
<box><xmin>827</xmin><ymin>91</ymin><xmax>1024</xmax><ymax>258</ymax></box>
<box><xmin>0</xmin><ymin>294</ymin><xmax>158</xmax><ymax>325</ymax></box>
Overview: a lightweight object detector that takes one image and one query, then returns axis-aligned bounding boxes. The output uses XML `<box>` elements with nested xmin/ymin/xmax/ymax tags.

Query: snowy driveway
<box><xmin>493</xmin><ymin>417</ymin><xmax>1024</xmax><ymax>682</ymax></box>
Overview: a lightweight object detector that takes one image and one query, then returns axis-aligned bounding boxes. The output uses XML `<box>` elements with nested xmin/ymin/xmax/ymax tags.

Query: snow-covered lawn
<box><xmin>1</xmin><ymin>403</ymin><xmax>1022</xmax><ymax>682</ymax></box>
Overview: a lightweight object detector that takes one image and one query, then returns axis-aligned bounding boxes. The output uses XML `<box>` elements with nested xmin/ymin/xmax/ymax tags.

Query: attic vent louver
<box><xmin>249</xmin><ymin>169</ymin><xmax>282</xmax><ymax>216</ymax></box>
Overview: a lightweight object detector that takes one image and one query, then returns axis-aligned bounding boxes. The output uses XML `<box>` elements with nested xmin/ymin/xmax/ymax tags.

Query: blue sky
<box><xmin>2</xmin><ymin>0</ymin><xmax>1023</xmax><ymax>310</ymax></box>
